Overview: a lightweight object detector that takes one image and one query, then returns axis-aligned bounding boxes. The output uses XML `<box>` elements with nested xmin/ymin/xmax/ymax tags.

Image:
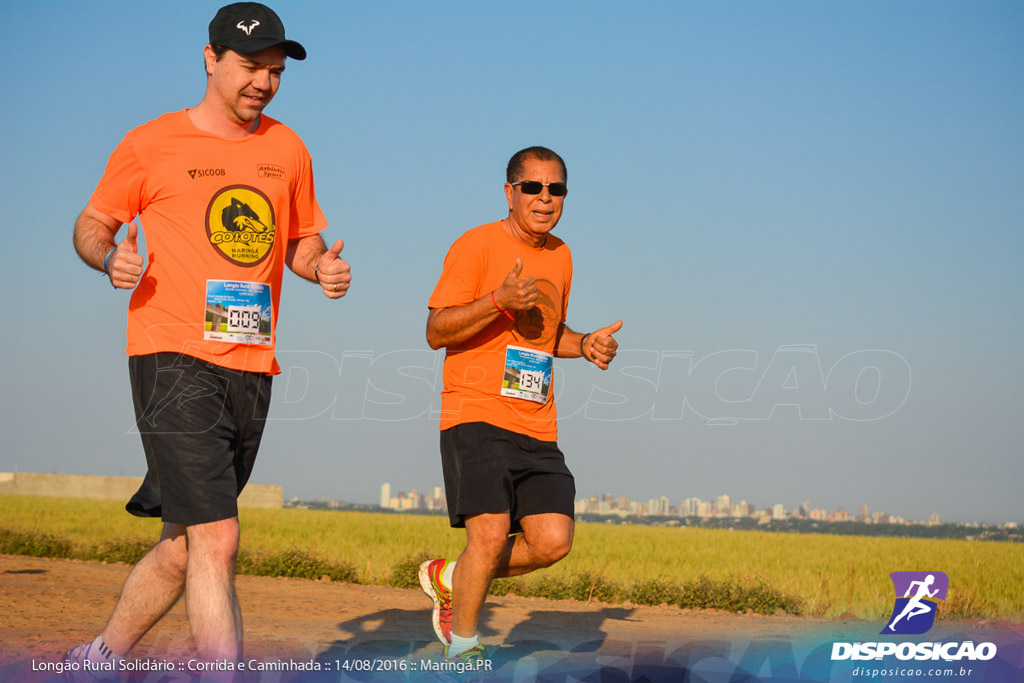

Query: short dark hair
<box><xmin>205</xmin><ymin>44</ymin><xmax>231</xmax><ymax>76</ymax></box>
<box><xmin>506</xmin><ymin>146</ymin><xmax>567</xmax><ymax>184</ymax></box>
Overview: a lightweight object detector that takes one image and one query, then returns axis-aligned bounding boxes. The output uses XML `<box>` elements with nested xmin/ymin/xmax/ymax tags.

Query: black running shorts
<box><xmin>440</xmin><ymin>421</ymin><xmax>575</xmax><ymax>532</ymax></box>
<box><xmin>127</xmin><ymin>353</ymin><xmax>272</xmax><ymax>526</ymax></box>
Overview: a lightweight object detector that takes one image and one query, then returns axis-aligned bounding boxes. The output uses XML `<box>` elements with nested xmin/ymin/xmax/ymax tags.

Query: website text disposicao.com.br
<box><xmin>852</xmin><ymin>665</ymin><xmax>978</xmax><ymax>679</ymax></box>
<box><xmin>838</xmin><ymin>640</ymin><xmax>996</xmax><ymax>679</ymax></box>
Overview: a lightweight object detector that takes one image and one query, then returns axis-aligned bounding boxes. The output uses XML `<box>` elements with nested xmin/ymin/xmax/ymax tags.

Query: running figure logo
<box><xmin>882</xmin><ymin>571</ymin><xmax>949</xmax><ymax>635</ymax></box>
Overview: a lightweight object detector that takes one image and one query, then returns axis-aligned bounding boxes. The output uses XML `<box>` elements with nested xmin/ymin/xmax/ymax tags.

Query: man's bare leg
<box><xmin>493</xmin><ymin>513</ymin><xmax>573</xmax><ymax>578</ymax></box>
<box><xmin>450</xmin><ymin>512</ymin><xmax>511</xmax><ymax>638</ymax></box>
<box><xmin>450</xmin><ymin>512</ymin><xmax>574</xmax><ymax>638</ymax></box>
<box><xmin>100</xmin><ymin>523</ymin><xmax>188</xmax><ymax>655</ymax></box>
<box><xmin>184</xmin><ymin>517</ymin><xmax>242</xmax><ymax>662</ymax></box>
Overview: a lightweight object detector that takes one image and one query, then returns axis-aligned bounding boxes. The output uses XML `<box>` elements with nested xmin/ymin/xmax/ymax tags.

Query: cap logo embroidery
<box><xmin>236</xmin><ymin>20</ymin><xmax>260</xmax><ymax>35</ymax></box>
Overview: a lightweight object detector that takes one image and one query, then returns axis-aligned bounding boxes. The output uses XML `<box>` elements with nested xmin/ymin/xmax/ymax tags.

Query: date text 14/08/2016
<box><xmin>338</xmin><ymin>658</ymin><xmax>494</xmax><ymax>674</ymax></box>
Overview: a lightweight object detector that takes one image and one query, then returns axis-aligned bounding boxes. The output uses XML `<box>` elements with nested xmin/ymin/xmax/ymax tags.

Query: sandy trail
<box><xmin>1</xmin><ymin>555</ymin><xmax>1019</xmax><ymax>682</ymax></box>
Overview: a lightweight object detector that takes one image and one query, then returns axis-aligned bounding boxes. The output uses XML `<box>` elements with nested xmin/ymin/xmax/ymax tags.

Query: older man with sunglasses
<box><xmin>421</xmin><ymin>146</ymin><xmax>623</xmax><ymax>665</ymax></box>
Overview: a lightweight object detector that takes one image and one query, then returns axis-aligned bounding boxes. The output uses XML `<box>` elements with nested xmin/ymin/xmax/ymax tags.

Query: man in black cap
<box><xmin>67</xmin><ymin>3</ymin><xmax>349</xmax><ymax>675</ymax></box>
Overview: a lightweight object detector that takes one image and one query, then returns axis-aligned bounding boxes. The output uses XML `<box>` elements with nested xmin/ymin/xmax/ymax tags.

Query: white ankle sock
<box><xmin>89</xmin><ymin>635</ymin><xmax>124</xmax><ymax>663</ymax></box>
<box><xmin>447</xmin><ymin>632</ymin><xmax>478</xmax><ymax>657</ymax></box>
<box><xmin>442</xmin><ymin>560</ymin><xmax>456</xmax><ymax>587</ymax></box>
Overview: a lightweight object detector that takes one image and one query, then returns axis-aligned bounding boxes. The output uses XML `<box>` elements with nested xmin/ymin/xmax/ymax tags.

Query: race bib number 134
<box><xmin>501</xmin><ymin>345</ymin><xmax>553</xmax><ymax>404</ymax></box>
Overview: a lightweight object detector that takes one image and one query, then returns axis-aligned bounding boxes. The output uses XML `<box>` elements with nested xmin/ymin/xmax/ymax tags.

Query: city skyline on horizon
<box><xmin>373</xmin><ymin>480</ymin><xmax>1019</xmax><ymax>527</ymax></box>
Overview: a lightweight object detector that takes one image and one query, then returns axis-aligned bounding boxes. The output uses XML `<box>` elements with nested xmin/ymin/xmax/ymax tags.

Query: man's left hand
<box><xmin>583</xmin><ymin>320</ymin><xmax>623</xmax><ymax>370</ymax></box>
<box><xmin>317</xmin><ymin>239</ymin><xmax>351</xmax><ymax>299</ymax></box>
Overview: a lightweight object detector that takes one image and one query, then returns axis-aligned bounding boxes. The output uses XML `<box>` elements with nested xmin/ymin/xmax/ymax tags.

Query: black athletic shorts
<box><xmin>440</xmin><ymin>421</ymin><xmax>575</xmax><ymax>533</ymax></box>
<box><xmin>127</xmin><ymin>352</ymin><xmax>272</xmax><ymax>526</ymax></box>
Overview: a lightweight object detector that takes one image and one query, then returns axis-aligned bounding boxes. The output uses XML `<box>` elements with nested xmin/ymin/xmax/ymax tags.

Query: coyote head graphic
<box><xmin>222</xmin><ymin>198</ymin><xmax>271</xmax><ymax>233</ymax></box>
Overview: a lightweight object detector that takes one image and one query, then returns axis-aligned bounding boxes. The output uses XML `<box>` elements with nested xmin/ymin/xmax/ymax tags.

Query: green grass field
<box><xmin>2</xmin><ymin>494</ymin><xmax>1021</xmax><ymax>621</ymax></box>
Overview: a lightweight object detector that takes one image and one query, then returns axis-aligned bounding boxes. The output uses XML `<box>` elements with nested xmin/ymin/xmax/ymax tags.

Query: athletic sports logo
<box><xmin>882</xmin><ymin>571</ymin><xmax>949</xmax><ymax>635</ymax></box>
<box><xmin>236</xmin><ymin>20</ymin><xmax>260</xmax><ymax>36</ymax></box>
<box><xmin>205</xmin><ymin>185</ymin><xmax>276</xmax><ymax>267</ymax></box>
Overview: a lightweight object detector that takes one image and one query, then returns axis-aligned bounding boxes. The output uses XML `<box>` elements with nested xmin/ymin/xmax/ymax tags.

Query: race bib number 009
<box><xmin>204</xmin><ymin>280</ymin><xmax>272</xmax><ymax>345</ymax></box>
<box><xmin>227</xmin><ymin>305</ymin><xmax>261</xmax><ymax>333</ymax></box>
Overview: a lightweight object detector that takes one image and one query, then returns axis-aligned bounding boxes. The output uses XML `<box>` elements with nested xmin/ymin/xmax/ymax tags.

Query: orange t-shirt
<box><xmin>89</xmin><ymin>110</ymin><xmax>327</xmax><ymax>374</ymax></box>
<box><xmin>428</xmin><ymin>221</ymin><xmax>573</xmax><ymax>441</ymax></box>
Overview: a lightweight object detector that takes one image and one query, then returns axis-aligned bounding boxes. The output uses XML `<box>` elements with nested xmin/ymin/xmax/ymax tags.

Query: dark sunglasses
<box><xmin>511</xmin><ymin>180</ymin><xmax>568</xmax><ymax>197</ymax></box>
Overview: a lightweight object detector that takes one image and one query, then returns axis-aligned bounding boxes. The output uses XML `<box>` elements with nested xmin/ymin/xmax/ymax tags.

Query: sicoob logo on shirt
<box><xmin>206</xmin><ymin>185</ymin><xmax>277</xmax><ymax>266</ymax></box>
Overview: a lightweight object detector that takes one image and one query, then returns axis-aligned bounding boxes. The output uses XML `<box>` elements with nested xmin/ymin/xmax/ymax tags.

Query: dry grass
<box><xmin>2</xmin><ymin>494</ymin><xmax>1020</xmax><ymax>620</ymax></box>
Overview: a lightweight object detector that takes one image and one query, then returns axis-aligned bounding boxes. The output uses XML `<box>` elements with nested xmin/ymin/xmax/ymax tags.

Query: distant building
<box><xmin>716</xmin><ymin>494</ymin><xmax>731</xmax><ymax>517</ymax></box>
<box><xmin>732</xmin><ymin>500</ymin><xmax>754</xmax><ymax>518</ymax></box>
<box><xmin>379</xmin><ymin>482</ymin><xmax>446</xmax><ymax>511</ymax></box>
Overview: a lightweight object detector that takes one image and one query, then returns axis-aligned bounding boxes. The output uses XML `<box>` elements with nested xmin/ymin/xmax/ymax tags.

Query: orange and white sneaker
<box><xmin>418</xmin><ymin>558</ymin><xmax>453</xmax><ymax>645</ymax></box>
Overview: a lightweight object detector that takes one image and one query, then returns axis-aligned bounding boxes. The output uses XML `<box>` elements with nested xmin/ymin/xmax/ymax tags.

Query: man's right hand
<box><xmin>494</xmin><ymin>258</ymin><xmax>538</xmax><ymax>311</ymax></box>
<box><xmin>108</xmin><ymin>222</ymin><xmax>145</xmax><ymax>289</ymax></box>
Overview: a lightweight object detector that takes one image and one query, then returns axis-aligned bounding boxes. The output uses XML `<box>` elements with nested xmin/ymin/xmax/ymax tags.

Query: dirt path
<box><xmin>2</xmin><ymin>555</ymin><xmax>1020</xmax><ymax>682</ymax></box>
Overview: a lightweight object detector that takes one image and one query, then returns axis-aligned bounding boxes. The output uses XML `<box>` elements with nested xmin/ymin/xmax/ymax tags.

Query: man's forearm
<box><xmin>73</xmin><ymin>208</ymin><xmax>119</xmax><ymax>272</ymax></box>
<box><xmin>554</xmin><ymin>324</ymin><xmax>585</xmax><ymax>359</ymax></box>
<box><xmin>286</xmin><ymin>234</ymin><xmax>327</xmax><ymax>282</ymax></box>
<box><xmin>426</xmin><ymin>297</ymin><xmax>505</xmax><ymax>350</ymax></box>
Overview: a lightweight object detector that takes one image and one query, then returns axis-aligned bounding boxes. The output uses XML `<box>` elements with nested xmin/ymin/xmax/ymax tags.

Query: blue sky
<box><xmin>1</xmin><ymin>1</ymin><xmax>1021</xmax><ymax>524</ymax></box>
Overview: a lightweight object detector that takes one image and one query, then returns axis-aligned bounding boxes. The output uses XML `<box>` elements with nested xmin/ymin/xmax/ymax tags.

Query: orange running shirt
<box><xmin>89</xmin><ymin>110</ymin><xmax>327</xmax><ymax>374</ymax></box>
<box><xmin>428</xmin><ymin>221</ymin><xmax>573</xmax><ymax>441</ymax></box>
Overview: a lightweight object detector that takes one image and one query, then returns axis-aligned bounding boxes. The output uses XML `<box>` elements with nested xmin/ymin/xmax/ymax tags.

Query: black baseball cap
<box><xmin>209</xmin><ymin>3</ymin><xmax>306</xmax><ymax>60</ymax></box>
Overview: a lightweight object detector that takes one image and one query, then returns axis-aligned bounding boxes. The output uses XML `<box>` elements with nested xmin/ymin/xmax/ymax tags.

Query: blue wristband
<box><xmin>103</xmin><ymin>248</ymin><xmax>116</xmax><ymax>274</ymax></box>
<box><xmin>103</xmin><ymin>248</ymin><xmax>117</xmax><ymax>288</ymax></box>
